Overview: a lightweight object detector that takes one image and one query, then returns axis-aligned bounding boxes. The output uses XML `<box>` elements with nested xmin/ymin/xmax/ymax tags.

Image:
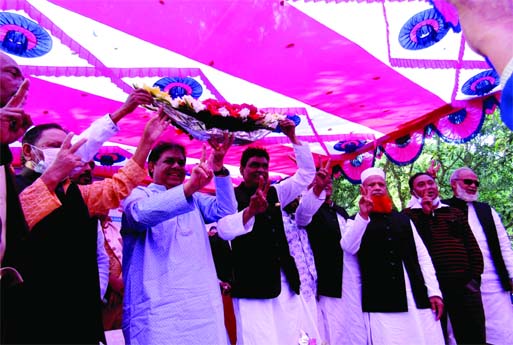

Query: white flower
<box><xmin>182</xmin><ymin>95</ymin><xmax>195</xmax><ymax>104</ymax></box>
<box><xmin>239</xmin><ymin>108</ymin><xmax>250</xmax><ymax>120</ymax></box>
<box><xmin>170</xmin><ymin>98</ymin><xmax>181</xmax><ymax>108</ymax></box>
<box><xmin>218</xmin><ymin>107</ymin><xmax>230</xmax><ymax>117</ymax></box>
<box><xmin>259</xmin><ymin>112</ymin><xmax>286</xmax><ymax>126</ymax></box>
<box><xmin>191</xmin><ymin>99</ymin><xmax>206</xmax><ymax>112</ymax></box>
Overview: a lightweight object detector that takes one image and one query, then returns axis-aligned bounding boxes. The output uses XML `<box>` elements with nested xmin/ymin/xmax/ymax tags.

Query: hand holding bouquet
<box><xmin>135</xmin><ymin>84</ymin><xmax>286</xmax><ymax>144</ymax></box>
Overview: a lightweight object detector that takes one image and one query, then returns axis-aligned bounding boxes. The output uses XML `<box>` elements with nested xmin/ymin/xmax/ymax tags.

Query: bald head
<box><xmin>0</xmin><ymin>52</ymin><xmax>24</xmax><ymax>107</ymax></box>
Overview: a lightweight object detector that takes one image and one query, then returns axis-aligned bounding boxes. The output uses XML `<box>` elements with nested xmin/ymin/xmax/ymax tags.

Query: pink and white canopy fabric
<box><xmin>1</xmin><ymin>0</ymin><xmax>502</xmax><ymax>181</ymax></box>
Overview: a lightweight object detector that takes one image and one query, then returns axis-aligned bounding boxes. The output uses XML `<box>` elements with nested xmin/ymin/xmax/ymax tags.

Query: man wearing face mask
<box><xmin>16</xmin><ymin>87</ymin><xmax>154</xmax><ymax>189</ymax></box>
<box><xmin>10</xmin><ymin>111</ymin><xmax>169</xmax><ymax>345</ymax></box>
<box><xmin>403</xmin><ymin>172</ymin><xmax>485</xmax><ymax>345</ymax></box>
<box><xmin>443</xmin><ymin>167</ymin><xmax>513</xmax><ymax>345</ymax></box>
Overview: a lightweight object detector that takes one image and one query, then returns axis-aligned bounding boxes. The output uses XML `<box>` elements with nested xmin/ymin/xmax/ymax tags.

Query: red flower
<box><xmin>203</xmin><ymin>99</ymin><xmax>222</xmax><ymax>116</ymax></box>
<box><xmin>228</xmin><ymin>104</ymin><xmax>242</xmax><ymax>117</ymax></box>
<box><xmin>200</xmin><ymin>98</ymin><xmax>268</xmax><ymax>123</ymax></box>
<box><xmin>249</xmin><ymin>112</ymin><xmax>262</xmax><ymax>121</ymax></box>
<box><xmin>241</xmin><ymin>103</ymin><xmax>258</xmax><ymax>115</ymax></box>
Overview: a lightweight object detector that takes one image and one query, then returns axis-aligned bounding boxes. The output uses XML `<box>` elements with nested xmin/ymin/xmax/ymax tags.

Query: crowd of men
<box><xmin>1</xmin><ymin>0</ymin><xmax>513</xmax><ymax>342</ymax></box>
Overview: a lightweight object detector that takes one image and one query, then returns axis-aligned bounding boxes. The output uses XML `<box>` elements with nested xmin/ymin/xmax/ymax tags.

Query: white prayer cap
<box><xmin>361</xmin><ymin>167</ymin><xmax>385</xmax><ymax>183</ymax></box>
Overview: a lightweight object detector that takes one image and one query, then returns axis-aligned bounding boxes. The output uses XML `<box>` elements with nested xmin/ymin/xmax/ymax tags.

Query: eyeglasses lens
<box><xmin>463</xmin><ymin>179</ymin><xmax>480</xmax><ymax>187</ymax></box>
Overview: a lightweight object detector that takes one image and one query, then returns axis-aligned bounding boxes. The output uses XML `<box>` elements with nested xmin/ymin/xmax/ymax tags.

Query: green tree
<box><xmin>332</xmin><ymin>110</ymin><xmax>513</xmax><ymax>238</ymax></box>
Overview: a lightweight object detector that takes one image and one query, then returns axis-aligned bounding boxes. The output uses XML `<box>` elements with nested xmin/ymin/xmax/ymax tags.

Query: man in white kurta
<box><xmin>222</xmin><ymin>119</ymin><xmax>316</xmax><ymax>345</ymax></box>
<box><xmin>340</xmin><ymin>167</ymin><xmax>445</xmax><ymax>345</ymax></box>
<box><xmin>121</xmin><ymin>138</ymin><xmax>241</xmax><ymax>345</ymax></box>
<box><xmin>282</xmin><ymin>198</ymin><xmax>322</xmax><ymax>344</ymax></box>
<box><xmin>444</xmin><ymin>167</ymin><xmax>513</xmax><ymax>344</ymax></box>
<box><xmin>296</xmin><ymin>168</ymin><xmax>367</xmax><ymax>345</ymax></box>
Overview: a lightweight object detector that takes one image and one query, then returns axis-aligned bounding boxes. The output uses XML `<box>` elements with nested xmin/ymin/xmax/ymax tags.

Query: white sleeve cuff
<box><xmin>500</xmin><ymin>56</ymin><xmax>513</xmax><ymax>88</ymax></box>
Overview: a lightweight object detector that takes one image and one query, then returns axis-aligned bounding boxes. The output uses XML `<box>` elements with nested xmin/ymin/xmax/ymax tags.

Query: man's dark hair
<box><xmin>22</xmin><ymin>123</ymin><xmax>64</xmax><ymax>146</ymax></box>
<box><xmin>240</xmin><ymin>147</ymin><xmax>269</xmax><ymax>167</ymax></box>
<box><xmin>21</xmin><ymin>123</ymin><xmax>65</xmax><ymax>164</ymax></box>
<box><xmin>147</xmin><ymin>141</ymin><xmax>186</xmax><ymax>178</ymax></box>
<box><xmin>408</xmin><ymin>172</ymin><xmax>432</xmax><ymax>191</ymax></box>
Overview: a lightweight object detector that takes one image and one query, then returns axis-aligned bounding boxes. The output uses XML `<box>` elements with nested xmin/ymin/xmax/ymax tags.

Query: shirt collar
<box><xmin>410</xmin><ymin>197</ymin><xmax>448</xmax><ymax>210</ymax></box>
<box><xmin>147</xmin><ymin>183</ymin><xmax>168</xmax><ymax>192</ymax></box>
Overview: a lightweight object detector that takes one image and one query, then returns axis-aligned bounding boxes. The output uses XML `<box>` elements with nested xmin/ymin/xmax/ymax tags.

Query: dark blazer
<box><xmin>14</xmin><ymin>171</ymin><xmax>105</xmax><ymax>344</ymax></box>
<box><xmin>358</xmin><ymin>211</ymin><xmax>430</xmax><ymax>312</ymax></box>
<box><xmin>0</xmin><ymin>145</ymin><xmax>29</xmax><ymax>344</ymax></box>
<box><xmin>443</xmin><ymin>197</ymin><xmax>512</xmax><ymax>291</ymax></box>
<box><xmin>230</xmin><ymin>184</ymin><xmax>300</xmax><ymax>298</ymax></box>
<box><xmin>306</xmin><ymin>202</ymin><xmax>348</xmax><ymax>298</ymax></box>
<box><xmin>209</xmin><ymin>232</ymin><xmax>233</xmax><ymax>284</ymax></box>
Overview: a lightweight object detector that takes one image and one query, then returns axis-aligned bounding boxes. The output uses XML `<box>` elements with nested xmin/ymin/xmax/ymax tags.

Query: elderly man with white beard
<box><xmin>341</xmin><ymin>167</ymin><xmax>445</xmax><ymax>345</ymax></box>
<box><xmin>443</xmin><ymin>167</ymin><xmax>513</xmax><ymax>345</ymax></box>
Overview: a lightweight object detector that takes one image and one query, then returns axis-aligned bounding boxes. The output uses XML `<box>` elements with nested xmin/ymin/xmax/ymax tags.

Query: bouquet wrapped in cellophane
<box><xmin>136</xmin><ymin>84</ymin><xmax>286</xmax><ymax>145</ymax></box>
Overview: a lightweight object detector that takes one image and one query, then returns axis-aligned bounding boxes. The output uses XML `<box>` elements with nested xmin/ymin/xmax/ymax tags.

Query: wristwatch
<box><xmin>214</xmin><ymin>166</ymin><xmax>230</xmax><ymax>177</ymax></box>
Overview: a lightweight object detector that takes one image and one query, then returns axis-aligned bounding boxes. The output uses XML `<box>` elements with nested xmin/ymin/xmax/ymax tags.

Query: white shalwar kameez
<box><xmin>467</xmin><ymin>204</ymin><xmax>513</xmax><ymax>345</ymax></box>
<box><xmin>296</xmin><ymin>188</ymin><xmax>368</xmax><ymax>345</ymax></box>
<box><xmin>121</xmin><ymin>176</ymin><xmax>241</xmax><ymax>345</ymax></box>
<box><xmin>315</xmin><ymin>250</ymin><xmax>368</xmax><ymax>345</ymax></box>
<box><xmin>218</xmin><ymin>143</ymin><xmax>316</xmax><ymax>345</ymax></box>
<box><xmin>283</xmin><ymin>211</ymin><xmax>322</xmax><ymax>344</ymax></box>
<box><xmin>341</xmin><ymin>214</ymin><xmax>445</xmax><ymax>345</ymax></box>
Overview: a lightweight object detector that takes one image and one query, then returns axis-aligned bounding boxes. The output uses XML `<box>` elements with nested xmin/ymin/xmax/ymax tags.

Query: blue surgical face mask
<box><xmin>31</xmin><ymin>145</ymin><xmax>60</xmax><ymax>174</ymax></box>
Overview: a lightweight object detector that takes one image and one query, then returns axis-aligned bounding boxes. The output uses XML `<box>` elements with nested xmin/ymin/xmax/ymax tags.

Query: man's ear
<box><xmin>450</xmin><ymin>180</ymin><xmax>457</xmax><ymax>193</ymax></box>
<box><xmin>148</xmin><ymin>161</ymin><xmax>155</xmax><ymax>178</ymax></box>
<box><xmin>22</xmin><ymin>142</ymin><xmax>34</xmax><ymax>162</ymax></box>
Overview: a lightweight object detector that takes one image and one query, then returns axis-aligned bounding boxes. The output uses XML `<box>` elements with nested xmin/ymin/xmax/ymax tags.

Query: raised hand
<box><xmin>243</xmin><ymin>175</ymin><xmax>269</xmax><ymax>224</ymax></box>
<box><xmin>312</xmin><ymin>159</ymin><xmax>331</xmax><ymax>196</ymax></box>
<box><xmin>358</xmin><ymin>186</ymin><xmax>373</xmax><ymax>220</ymax></box>
<box><xmin>184</xmin><ymin>144</ymin><xmax>214</xmax><ymax>197</ymax></box>
<box><xmin>142</xmin><ymin>108</ymin><xmax>170</xmax><ymax>143</ymax></box>
<box><xmin>427</xmin><ymin>159</ymin><xmax>441</xmax><ymax>179</ymax></box>
<box><xmin>278</xmin><ymin>118</ymin><xmax>300</xmax><ymax>145</ymax></box>
<box><xmin>207</xmin><ymin>132</ymin><xmax>234</xmax><ymax>171</ymax></box>
<box><xmin>5</xmin><ymin>78</ymin><xmax>30</xmax><ymax>108</ymax></box>
<box><xmin>131</xmin><ymin>108</ymin><xmax>171</xmax><ymax>167</ymax></box>
<box><xmin>110</xmin><ymin>88</ymin><xmax>155</xmax><ymax>123</ymax></box>
<box><xmin>0</xmin><ymin>107</ymin><xmax>32</xmax><ymax>145</ymax></box>
<box><xmin>420</xmin><ymin>189</ymin><xmax>435</xmax><ymax>215</ymax></box>
<box><xmin>40</xmin><ymin>133</ymin><xmax>87</xmax><ymax>191</ymax></box>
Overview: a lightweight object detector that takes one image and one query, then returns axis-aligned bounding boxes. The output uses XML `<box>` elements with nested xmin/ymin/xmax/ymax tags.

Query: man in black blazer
<box><xmin>444</xmin><ymin>167</ymin><xmax>513</xmax><ymax>344</ymax></box>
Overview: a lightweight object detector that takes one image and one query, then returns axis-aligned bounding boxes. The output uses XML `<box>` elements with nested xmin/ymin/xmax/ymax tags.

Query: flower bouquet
<box><xmin>136</xmin><ymin>84</ymin><xmax>286</xmax><ymax>145</ymax></box>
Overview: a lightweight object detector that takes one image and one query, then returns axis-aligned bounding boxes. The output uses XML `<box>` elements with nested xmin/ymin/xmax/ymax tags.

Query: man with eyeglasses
<box><xmin>120</xmin><ymin>135</ymin><xmax>267</xmax><ymax>345</ymax></box>
<box><xmin>444</xmin><ymin>167</ymin><xmax>513</xmax><ymax>344</ymax></box>
<box><xmin>403</xmin><ymin>172</ymin><xmax>485</xmax><ymax>345</ymax></box>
